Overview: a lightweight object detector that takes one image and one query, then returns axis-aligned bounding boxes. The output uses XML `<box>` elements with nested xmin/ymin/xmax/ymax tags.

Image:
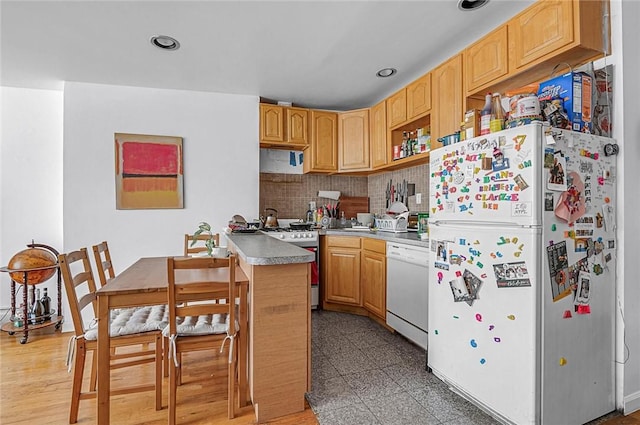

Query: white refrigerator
<box><xmin>427</xmin><ymin>123</ymin><xmax>617</xmax><ymax>425</ymax></box>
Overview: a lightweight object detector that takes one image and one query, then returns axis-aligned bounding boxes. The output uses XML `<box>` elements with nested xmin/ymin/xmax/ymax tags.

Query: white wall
<box><xmin>63</xmin><ymin>82</ymin><xmax>259</xmax><ymax>267</ymax></box>
<box><xmin>0</xmin><ymin>87</ymin><xmax>63</xmax><ymax>309</ymax></box>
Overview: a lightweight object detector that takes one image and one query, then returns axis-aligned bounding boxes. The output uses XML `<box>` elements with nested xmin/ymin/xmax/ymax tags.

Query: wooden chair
<box><xmin>165</xmin><ymin>254</ymin><xmax>247</xmax><ymax>423</ymax></box>
<box><xmin>59</xmin><ymin>248</ymin><xmax>164</xmax><ymax>424</ymax></box>
<box><xmin>184</xmin><ymin>233</ymin><xmax>220</xmax><ymax>256</ymax></box>
<box><xmin>92</xmin><ymin>241</ymin><xmax>115</xmax><ymax>288</ymax></box>
<box><xmin>92</xmin><ymin>241</ymin><xmax>171</xmax><ymax>378</ymax></box>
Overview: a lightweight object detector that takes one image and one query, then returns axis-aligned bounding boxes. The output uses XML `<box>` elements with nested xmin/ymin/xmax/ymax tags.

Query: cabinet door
<box><xmin>369</xmin><ymin>100</ymin><xmax>388</xmax><ymax>169</ymax></box>
<box><xmin>287</xmin><ymin>107</ymin><xmax>308</xmax><ymax>146</ymax></box>
<box><xmin>325</xmin><ymin>247</ymin><xmax>361</xmax><ymax>305</ymax></box>
<box><xmin>386</xmin><ymin>88</ymin><xmax>407</xmax><ymax>128</ymax></box>
<box><xmin>406</xmin><ymin>73</ymin><xmax>431</xmax><ymax>120</ymax></box>
<box><xmin>305</xmin><ymin>110</ymin><xmax>338</xmax><ymax>173</ymax></box>
<box><xmin>339</xmin><ymin>109</ymin><xmax>370</xmax><ymax>171</ymax></box>
<box><xmin>259</xmin><ymin>104</ymin><xmax>284</xmax><ymax>142</ymax></box>
<box><xmin>361</xmin><ymin>240</ymin><xmax>386</xmax><ymax>319</ymax></box>
<box><xmin>432</xmin><ymin>54</ymin><xmax>463</xmax><ymax>144</ymax></box>
<box><xmin>465</xmin><ymin>26</ymin><xmax>508</xmax><ymax>94</ymax></box>
<box><xmin>509</xmin><ymin>0</ymin><xmax>573</xmax><ymax>70</ymax></box>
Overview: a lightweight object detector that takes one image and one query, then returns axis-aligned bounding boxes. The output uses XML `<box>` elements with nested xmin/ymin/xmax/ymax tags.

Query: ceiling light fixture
<box><xmin>376</xmin><ymin>68</ymin><xmax>397</xmax><ymax>78</ymax></box>
<box><xmin>458</xmin><ymin>0</ymin><xmax>489</xmax><ymax>11</ymax></box>
<box><xmin>150</xmin><ymin>35</ymin><xmax>180</xmax><ymax>51</ymax></box>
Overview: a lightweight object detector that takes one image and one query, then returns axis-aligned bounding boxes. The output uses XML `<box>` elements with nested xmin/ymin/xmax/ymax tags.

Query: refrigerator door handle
<box><xmin>431</xmin><ymin>220</ymin><xmax>539</xmax><ymax>229</ymax></box>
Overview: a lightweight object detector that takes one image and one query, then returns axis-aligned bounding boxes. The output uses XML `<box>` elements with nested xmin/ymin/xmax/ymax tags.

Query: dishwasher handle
<box><xmin>386</xmin><ymin>244</ymin><xmax>429</xmax><ymax>267</ymax></box>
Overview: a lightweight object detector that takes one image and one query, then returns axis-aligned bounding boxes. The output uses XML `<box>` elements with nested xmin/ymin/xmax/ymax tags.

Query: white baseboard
<box><xmin>624</xmin><ymin>391</ymin><xmax>640</xmax><ymax>415</ymax></box>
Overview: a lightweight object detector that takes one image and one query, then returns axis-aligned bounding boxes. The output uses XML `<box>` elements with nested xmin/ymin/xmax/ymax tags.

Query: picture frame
<box><xmin>115</xmin><ymin>133</ymin><xmax>184</xmax><ymax>209</ymax></box>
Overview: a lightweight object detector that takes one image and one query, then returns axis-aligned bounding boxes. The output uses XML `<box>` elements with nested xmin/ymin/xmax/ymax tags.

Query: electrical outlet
<box><xmin>416</xmin><ymin>193</ymin><xmax>422</xmax><ymax>204</ymax></box>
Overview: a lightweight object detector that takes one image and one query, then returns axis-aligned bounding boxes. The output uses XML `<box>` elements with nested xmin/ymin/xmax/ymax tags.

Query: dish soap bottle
<box><xmin>340</xmin><ymin>211</ymin><xmax>347</xmax><ymax>228</ymax></box>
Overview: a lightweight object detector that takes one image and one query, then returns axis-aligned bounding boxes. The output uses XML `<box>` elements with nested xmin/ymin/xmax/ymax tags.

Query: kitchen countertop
<box><xmin>321</xmin><ymin>229</ymin><xmax>429</xmax><ymax>249</ymax></box>
<box><xmin>225</xmin><ymin>232</ymin><xmax>315</xmax><ymax>265</ymax></box>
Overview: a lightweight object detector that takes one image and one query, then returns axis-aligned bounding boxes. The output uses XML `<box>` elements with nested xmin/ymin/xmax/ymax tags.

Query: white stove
<box><xmin>262</xmin><ymin>228</ymin><xmax>318</xmax><ymax>245</ymax></box>
<box><xmin>261</xmin><ymin>219</ymin><xmax>318</xmax><ymax>246</ymax></box>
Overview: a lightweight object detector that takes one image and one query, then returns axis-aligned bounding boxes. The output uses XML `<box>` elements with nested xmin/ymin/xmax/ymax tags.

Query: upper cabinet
<box><xmin>287</xmin><ymin>107</ymin><xmax>309</xmax><ymax>145</ymax></box>
<box><xmin>432</xmin><ymin>54</ymin><xmax>463</xmax><ymax>145</ymax></box>
<box><xmin>259</xmin><ymin>104</ymin><xmax>285</xmax><ymax>143</ymax></box>
<box><xmin>259</xmin><ymin>104</ymin><xmax>308</xmax><ymax>149</ymax></box>
<box><xmin>369</xmin><ymin>100</ymin><xmax>388</xmax><ymax>170</ymax></box>
<box><xmin>465</xmin><ymin>26</ymin><xmax>509</xmax><ymax>95</ymax></box>
<box><xmin>386</xmin><ymin>72</ymin><xmax>432</xmax><ymax>129</ymax></box>
<box><xmin>386</xmin><ymin>89</ymin><xmax>407</xmax><ymax>129</ymax></box>
<box><xmin>509</xmin><ymin>0</ymin><xmax>605</xmax><ymax>72</ymax></box>
<box><xmin>338</xmin><ymin>109</ymin><xmax>370</xmax><ymax>172</ymax></box>
<box><xmin>304</xmin><ymin>110</ymin><xmax>338</xmax><ymax>173</ymax></box>
<box><xmin>406</xmin><ymin>73</ymin><xmax>432</xmax><ymax>121</ymax></box>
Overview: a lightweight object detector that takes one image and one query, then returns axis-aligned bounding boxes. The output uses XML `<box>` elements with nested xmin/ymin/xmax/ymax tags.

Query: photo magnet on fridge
<box><xmin>574</xmin><ymin>271</ymin><xmax>591</xmax><ymax>306</ymax></box>
<box><xmin>547</xmin><ymin>241</ymin><xmax>572</xmax><ymax>302</ymax></box>
<box><xmin>493</xmin><ymin>261</ymin><xmax>531</xmax><ymax>288</ymax></box>
<box><xmin>545</xmin><ymin>193</ymin><xmax>555</xmax><ymax>211</ymax></box>
<box><xmin>547</xmin><ymin>152</ymin><xmax>568</xmax><ymax>191</ymax></box>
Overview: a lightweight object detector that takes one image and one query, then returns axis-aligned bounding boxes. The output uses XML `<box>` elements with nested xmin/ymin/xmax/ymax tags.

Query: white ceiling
<box><xmin>0</xmin><ymin>0</ymin><xmax>534</xmax><ymax>111</ymax></box>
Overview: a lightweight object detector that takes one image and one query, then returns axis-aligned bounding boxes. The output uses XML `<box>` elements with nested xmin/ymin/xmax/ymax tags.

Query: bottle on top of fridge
<box><xmin>480</xmin><ymin>93</ymin><xmax>492</xmax><ymax>135</ymax></box>
<box><xmin>490</xmin><ymin>93</ymin><xmax>506</xmax><ymax>133</ymax></box>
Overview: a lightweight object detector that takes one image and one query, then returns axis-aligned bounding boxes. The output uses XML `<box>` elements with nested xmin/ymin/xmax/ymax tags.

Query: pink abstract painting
<box><xmin>115</xmin><ymin>133</ymin><xmax>183</xmax><ymax>209</ymax></box>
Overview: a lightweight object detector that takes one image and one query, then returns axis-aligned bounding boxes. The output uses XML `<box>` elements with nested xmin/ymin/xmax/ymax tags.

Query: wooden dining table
<box><xmin>95</xmin><ymin>256</ymin><xmax>249</xmax><ymax>425</ymax></box>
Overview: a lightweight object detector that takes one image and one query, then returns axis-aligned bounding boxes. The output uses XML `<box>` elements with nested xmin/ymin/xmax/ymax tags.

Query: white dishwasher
<box><xmin>386</xmin><ymin>242</ymin><xmax>429</xmax><ymax>350</ymax></box>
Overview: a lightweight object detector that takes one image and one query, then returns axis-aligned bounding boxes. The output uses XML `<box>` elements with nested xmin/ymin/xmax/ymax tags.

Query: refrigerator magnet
<box><xmin>554</xmin><ymin>172</ymin><xmax>586</xmax><ymax>223</ymax></box>
<box><xmin>574</xmin><ymin>271</ymin><xmax>591</xmax><ymax>306</ymax></box>
<box><xmin>547</xmin><ymin>152</ymin><xmax>568</xmax><ymax>191</ymax></box>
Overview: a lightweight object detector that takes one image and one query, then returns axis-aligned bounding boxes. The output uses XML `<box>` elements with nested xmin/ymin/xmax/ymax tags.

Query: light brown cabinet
<box><xmin>324</xmin><ymin>237</ymin><xmax>361</xmax><ymax>306</ymax></box>
<box><xmin>361</xmin><ymin>238</ymin><xmax>386</xmax><ymax>320</ymax></box>
<box><xmin>322</xmin><ymin>236</ymin><xmax>387</xmax><ymax>320</ymax></box>
<box><xmin>287</xmin><ymin>107</ymin><xmax>309</xmax><ymax>145</ymax></box>
<box><xmin>386</xmin><ymin>89</ymin><xmax>407</xmax><ymax>129</ymax></box>
<box><xmin>465</xmin><ymin>26</ymin><xmax>509</xmax><ymax>95</ymax></box>
<box><xmin>304</xmin><ymin>110</ymin><xmax>338</xmax><ymax>173</ymax></box>
<box><xmin>386</xmin><ymin>73</ymin><xmax>431</xmax><ymax>130</ymax></box>
<box><xmin>432</xmin><ymin>54</ymin><xmax>463</xmax><ymax>145</ymax></box>
<box><xmin>259</xmin><ymin>104</ymin><xmax>308</xmax><ymax>148</ymax></box>
<box><xmin>338</xmin><ymin>109</ymin><xmax>370</xmax><ymax>171</ymax></box>
<box><xmin>259</xmin><ymin>104</ymin><xmax>285</xmax><ymax>143</ymax></box>
<box><xmin>369</xmin><ymin>100</ymin><xmax>388</xmax><ymax>169</ymax></box>
<box><xmin>508</xmin><ymin>0</ymin><xmax>607</xmax><ymax>75</ymax></box>
<box><xmin>406</xmin><ymin>73</ymin><xmax>432</xmax><ymax>120</ymax></box>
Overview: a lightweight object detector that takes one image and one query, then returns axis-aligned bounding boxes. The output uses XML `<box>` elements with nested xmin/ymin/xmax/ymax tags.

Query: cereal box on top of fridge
<box><xmin>537</xmin><ymin>71</ymin><xmax>593</xmax><ymax>133</ymax></box>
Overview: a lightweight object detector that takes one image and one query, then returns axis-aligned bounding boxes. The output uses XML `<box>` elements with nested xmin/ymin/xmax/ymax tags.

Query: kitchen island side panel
<box><xmin>245</xmin><ymin>260</ymin><xmax>310</xmax><ymax>423</ymax></box>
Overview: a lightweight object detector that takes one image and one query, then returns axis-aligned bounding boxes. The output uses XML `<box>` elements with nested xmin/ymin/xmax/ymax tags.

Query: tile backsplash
<box><xmin>259</xmin><ymin>173</ymin><xmax>368</xmax><ymax>219</ymax></box>
<box><xmin>368</xmin><ymin>164</ymin><xmax>430</xmax><ymax>215</ymax></box>
<box><xmin>259</xmin><ymin>163</ymin><xmax>430</xmax><ymax>220</ymax></box>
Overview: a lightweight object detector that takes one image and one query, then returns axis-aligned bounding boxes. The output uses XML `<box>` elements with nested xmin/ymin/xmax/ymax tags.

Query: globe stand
<box><xmin>0</xmin><ymin>243</ymin><xmax>63</xmax><ymax>344</ymax></box>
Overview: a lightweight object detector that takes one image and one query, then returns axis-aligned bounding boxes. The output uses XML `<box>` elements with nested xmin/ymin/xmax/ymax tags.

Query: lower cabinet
<box><xmin>324</xmin><ymin>236</ymin><xmax>361</xmax><ymax>305</ymax></box>
<box><xmin>361</xmin><ymin>239</ymin><xmax>386</xmax><ymax>320</ymax></box>
<box><xmin>322</xmin><ymin>236</ymin><xmax>386</xmax><ymax>320</ymax></box>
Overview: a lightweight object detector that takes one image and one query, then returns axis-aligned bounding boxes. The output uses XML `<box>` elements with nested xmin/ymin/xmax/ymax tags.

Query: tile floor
<box><xmin>306</xmin><ymin>310</ymin><xmax>621</xmax><ymax>425</ymax></box>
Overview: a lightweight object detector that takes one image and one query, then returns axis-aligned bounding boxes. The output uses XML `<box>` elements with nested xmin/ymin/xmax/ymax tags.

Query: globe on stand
<box><xmin>7</xmin><ymin>247</ymin><xmax>57</xmax><ymax>284</ymax></box>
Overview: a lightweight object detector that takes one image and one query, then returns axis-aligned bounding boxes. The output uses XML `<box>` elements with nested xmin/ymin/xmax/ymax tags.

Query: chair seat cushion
<box><xmin>162</xmin><ymin>313</ymin><xmax>230</xmax><ymax>337</ymax></box>
<box><xmin>84</xmin><ymin>305</ymin><xmax>168</xmax><ymax>340</ymax></box>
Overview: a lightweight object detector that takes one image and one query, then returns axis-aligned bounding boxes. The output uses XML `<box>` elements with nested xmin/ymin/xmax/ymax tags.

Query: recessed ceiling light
<box><xmin>458</xmin><ymin>0</ymin><xmax>489</xmax><ymax>11</ymax></box>
<box><xmin>150</xmin><ymin>35</ymin><xmax>180</xmax><ymax>51</ymax></box>
<box><xmin>376</xmin><ymin>68</ymin><xmax>397</xmax><ymax>78</ymax></box>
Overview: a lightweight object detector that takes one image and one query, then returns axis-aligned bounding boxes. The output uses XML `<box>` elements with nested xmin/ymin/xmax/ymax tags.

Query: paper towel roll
<box><xmin>318</xmin><ymin>190</ymin><xmax>341</xmax><ymax>200</ymax></box>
